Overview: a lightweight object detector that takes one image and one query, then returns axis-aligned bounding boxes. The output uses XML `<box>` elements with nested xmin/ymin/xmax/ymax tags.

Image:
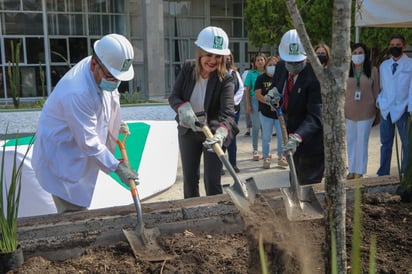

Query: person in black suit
<box><xmin>274</xmin><ymin>29</ymin><xmax>324</xmax><ymax>185</ymax></box>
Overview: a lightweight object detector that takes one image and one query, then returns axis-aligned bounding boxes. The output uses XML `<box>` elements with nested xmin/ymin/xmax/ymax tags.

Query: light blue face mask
<box><xmin>265</xmin><ymin>65</ymin><xmax>276</xmax><ymax>76</ymax></box>
<box><xmin>99</xmin><ymin>78</ymin><xmax>121</xmax><ymax>92</ymax></box>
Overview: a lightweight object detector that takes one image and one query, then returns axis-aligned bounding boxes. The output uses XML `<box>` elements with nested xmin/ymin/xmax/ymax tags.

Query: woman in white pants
<box><xmin>345</xmin><ymin>43</ymin><xmax>380</xmax><ymax>179</ymax></box>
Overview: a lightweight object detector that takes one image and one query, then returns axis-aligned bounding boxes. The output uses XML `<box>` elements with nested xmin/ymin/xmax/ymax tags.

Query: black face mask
<box><xmin>225</xmin><ymin>60</ymin><xmax>231</xmax><ymax>70</ymax></box>
<box><xmin>317</xmin><ymin>55</ymin><xmax>327</xmax><ymax>65</ymax></box>
<box><xmin>389</xmin><ymin>47</ymin><xmax>403</xmax><ymax>58</ymax></box>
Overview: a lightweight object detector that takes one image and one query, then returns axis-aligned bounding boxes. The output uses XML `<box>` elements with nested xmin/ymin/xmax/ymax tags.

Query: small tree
<box><xmin>7</xmin><ymin>40</ymin><xmax>22</xmax><ymax>109</ymax></box>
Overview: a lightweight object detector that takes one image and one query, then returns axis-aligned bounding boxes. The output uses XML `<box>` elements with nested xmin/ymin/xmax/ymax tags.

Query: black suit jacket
<box><xmin>168</xmin><ymin>62</ymin><xmax>239</xmax><ymax>147</ymax></box>
<box><xmin>273</xmin><ymin>61</ymin><xmax>323</xmax><ymax>157</ymax></box>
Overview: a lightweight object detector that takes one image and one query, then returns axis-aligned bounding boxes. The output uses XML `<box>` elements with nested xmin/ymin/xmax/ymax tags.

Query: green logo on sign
<box><xmin>289</xmin><ymin>43</ymin><xmax>299</xmax><ymax>55</ymax></box>
<box><xmin>213</xmin><ymin>36</ymin><xmax>224</xmax><ymax>50</ymax></box>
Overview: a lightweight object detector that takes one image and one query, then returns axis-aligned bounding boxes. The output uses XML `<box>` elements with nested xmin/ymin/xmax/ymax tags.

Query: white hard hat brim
<box><xmin>279</xmin><ymin>51</ymin><xmax>306</xmax><ymax>62</ymax></box>
<box><xmin>111</xmin><ymin>66</ymin><xmax>134</xmax><ymax>82</ymax></box>
<box><xmin>195</xmin><ymin>43</ymin><xmax>231</xmax><ymax>56</ymax></box>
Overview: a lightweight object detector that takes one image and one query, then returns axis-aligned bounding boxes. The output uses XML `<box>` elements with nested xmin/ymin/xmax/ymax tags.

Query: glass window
<box><xmin>110</xmin><ymin>0</ymin><xmax>125</xmax><ymax>13</ymax></box>
<box><xmin>68</xmin><ymin>0</ymin><xmax>83</xmax><ymax>12</ymax></box>
<box><xmin>5</xmin><ymin>13</ymin><xmax>43</xmax><ymax>35</ymax></box>
<box><xmin>4</xmin><ymin>38</ymin><xmax>23</xmax><ymax>63</ymax></box>
<box><xmin>2</xmin><ymin>0</ymin><xmax>20</xmax><ymax>10</ymax></box>
<box><xmin>88</xmin><ymin>0</ymin><xmax>107</xmax><ymax>13</ymax></box>
<box><xmin>23</xmin><ymin>0</ymin><xmax>42</xmax><ymax>11</ymax></box>
<box><xmin>69</xmin><ymin>38</ymin><xmax>88</xmax><ymax>63</ymax></box>
<box><xmin>89</xmin><ymin>15</ymin><xmax>102</xmax><ymax>35</ymax></box>
<box><xmin>47</xmin><ymin>0</ymin><xmax>66</xmax><ymax>12</ymax></box>
<box><xmin>50</xmin><ymin>39</ymin><xmax>68</xmax><ymax>63</ymax></box>
<box><xmin>210</xmin><ymin>0</ymin><xmax>226</xmax><ymax>16</ymax></box>
<box><xmin>27</xmin><ymin>38</ymin><xmax>45</xmax><ymax>64</ymax></box>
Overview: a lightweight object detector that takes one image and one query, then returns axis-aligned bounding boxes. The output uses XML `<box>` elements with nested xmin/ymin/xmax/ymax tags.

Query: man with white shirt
<box><xmin>376</xmin><ymin>34</ymin><xmax>412</xmax><ymax>176</ymax></box>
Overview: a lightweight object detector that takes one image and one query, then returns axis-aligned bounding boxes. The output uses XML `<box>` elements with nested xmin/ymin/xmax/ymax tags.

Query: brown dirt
<box><xmin>8</xmin><ymin>192</ymin><xmax>412</xmax><ymax>274</ymax></box>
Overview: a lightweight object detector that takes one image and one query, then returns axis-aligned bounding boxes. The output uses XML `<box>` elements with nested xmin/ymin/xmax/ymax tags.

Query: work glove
<box><xmin>203</xmin><ymin>127</ymin><xmax>228</xmax><ymax>150</ymax></box>
<box><xmin>282</xmin><ymin>133</ymin><xmax>302</xmax><ymax>154</ymax></box>
<box><xmin>115</xmin><ymin>161</ymin><xmax>140</xmax><ymax>186</ymax></box>
<box><xmin>119</xmin><ymin>120</ymin><xmax>130</xmax><ymax>135</ymax></box>
<box><xmin>264</xmin><ymin>87</ymin><xmax>281</xmax><ymax>108</ymax></box>
<box><xmin>178</xmin><ymin>102</ymin><xmax>198</xmax><ymax>131</ymax></box>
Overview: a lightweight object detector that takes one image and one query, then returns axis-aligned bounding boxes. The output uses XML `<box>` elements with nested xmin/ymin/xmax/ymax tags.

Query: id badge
<box><xmin>354</xmin><ymin>91</ymin><xmax>361</xmax><ymax>101</ymax></box>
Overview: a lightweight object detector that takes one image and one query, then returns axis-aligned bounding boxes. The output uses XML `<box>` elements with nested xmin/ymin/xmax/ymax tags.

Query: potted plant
<box><xmin>0</xmin><ymin>128</ymin><xmax>33</xmax><ymax>273</ymax></box>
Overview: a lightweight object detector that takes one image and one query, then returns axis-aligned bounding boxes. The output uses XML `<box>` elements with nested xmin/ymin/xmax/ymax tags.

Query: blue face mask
<box><xmin>265</xmin><ymin>65</ymin><xmax>276</xmax><ymax>76</ymax></box>
<box><xmin>99</xmin><ymin>78</ymin><xmax>121</xmax><ymax>92</ymax></box>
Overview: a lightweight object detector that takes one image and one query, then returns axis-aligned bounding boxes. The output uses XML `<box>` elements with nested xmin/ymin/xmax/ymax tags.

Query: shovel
<box><xmin>117</xmin><ymin>135</ymin><xmax>173</xmax><ymax>261</ymax></box>
<box><xmin>195</xmin><ymin>121</ymin><xmax>258</xmax><ymax>213</ymax></box>
<box><xmin>273</xmin><ymin>104</ymin><xmax>324</xmax><ymax>221</ymax></box>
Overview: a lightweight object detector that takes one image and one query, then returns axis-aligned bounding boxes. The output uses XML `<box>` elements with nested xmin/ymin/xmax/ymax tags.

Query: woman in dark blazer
<box><xmin>168</xmin><ymin>26</ymin><xmax>238</xmax><ymax>198</ymax></box>
<box><xmin>275</xmin><ymin>29</ymin><xmax>324</xmax><ymax>185</ymax></box>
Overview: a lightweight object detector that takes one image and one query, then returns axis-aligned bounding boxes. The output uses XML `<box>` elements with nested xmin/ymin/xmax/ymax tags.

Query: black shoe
<box><xmin>244</xmin><ymin>131</ymin><xmax>250</xmax><ymax>136</ymax></box>
<box><xmin>232</xmin><ymin>165</ymin><xmax>240</xmax><ymax>173</ymax></box>
<box><xmin>272</xmin><ymin>133</ymin><xmax>277</xmax><ymax>136</ymax></box>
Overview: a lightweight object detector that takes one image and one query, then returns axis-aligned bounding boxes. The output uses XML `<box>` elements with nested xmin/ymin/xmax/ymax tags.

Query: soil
<box><xmin>8</xmin><ymin>191</ymin><xmax>412</xmax><ymax>274</ymax></box>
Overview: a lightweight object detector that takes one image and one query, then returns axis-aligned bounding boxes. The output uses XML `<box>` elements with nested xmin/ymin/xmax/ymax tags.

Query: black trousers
<box><xmin>178</xmin><ymin>129</ymin><xmax>223</xmax><ymax>198</ymax></box>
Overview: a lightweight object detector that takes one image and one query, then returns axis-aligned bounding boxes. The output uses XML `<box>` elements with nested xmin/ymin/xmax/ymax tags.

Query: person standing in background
<box><xmin>255</xmin><ymin>55</ymin><xmax>287</xmax><ymax>169</ymax></box>
<box><xmin>241</xmin><ymin>57</ymin><xmax>254</xmax><ymax>136</ymax></box>
<box><xmin>345</xmin><ymin>42</ymin><xmax>380</xmax><ymax>179</ymax></box>
<box><xmin>226</xmin><ymin>54</ymin><xmax>244</xmax><ymax>173</ymax></box>
<box><xmin>168</xmin><ymin>26</ymin><xmax>238</xmax><ymax>198</ymax></box>
<box><xmin>314</xmin><ymin>43</ymin><xmax>331</xmax><ymax>68</ymax></box>
<box><xmin>244</xmin><ymin>53</ymin><xmax>266</xmax><ymax>161</ymax></box>
<box><xmin>376</xmin><ymin>34</ymin><xmax>412</xmax><ymax>176</ymax></box>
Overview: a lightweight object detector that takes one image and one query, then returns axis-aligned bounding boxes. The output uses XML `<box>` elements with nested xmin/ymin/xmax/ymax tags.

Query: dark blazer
<box><xmin>273</xmin><ymin>61</ymin><xmax>323</xmax><ymax>157</ymax></box>
<box><xmin>168</xmin><ymin>62</ymin><xmax>239</xmax><ymax>147</ymax></box>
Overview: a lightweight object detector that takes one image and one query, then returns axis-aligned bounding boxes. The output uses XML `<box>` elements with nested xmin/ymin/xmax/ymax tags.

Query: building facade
<box><xmin>0</xmin><ymin>0</ymin><xmax>260</xmax><ymax>102</ymax></box>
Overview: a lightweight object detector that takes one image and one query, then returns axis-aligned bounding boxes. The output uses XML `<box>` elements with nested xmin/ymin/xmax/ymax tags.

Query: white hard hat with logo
<box><xmin>94</xmin><ymin>33</ymin><xmax>134</xmax><ymax>81</ymax></box>
<box><xmin>194</xmin><ymin>26</ymin><xmax>231</xmax><ymax>56</ymax></box>
<box><xmin>278</xmin><ymin>29</ymin><xmax>306</xmax><ymax>62</ymax></box>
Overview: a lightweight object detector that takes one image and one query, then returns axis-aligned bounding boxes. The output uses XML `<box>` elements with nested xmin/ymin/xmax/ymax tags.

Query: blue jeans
<box><xmin>250</xmin><ymin>96</ymin><xmax>261</xmax><ymax>151</ymax></box>
<box><xmin>259</xmin><ymin>113</ymin><xmax>283</xmax><ymax>158</ymax></box>
<box><xmin>228</xmin><ymin>110</ymin><xmax>240</xmax><ymax>166</ymax></box>
<box><xmin>377</xmin><ymin>112</ymin><xmax>409</xmax><ymax>176</ymax></box>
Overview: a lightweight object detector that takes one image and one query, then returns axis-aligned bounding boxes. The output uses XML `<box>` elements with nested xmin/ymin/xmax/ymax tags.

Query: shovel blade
<box><xmin>223</xmin><ymin>176</ymin><xmax>258</xmax><ymax>213</ymax></box>
<box><xmin>280</xmin><ymin>186</ymin><xmax>324</xmax><ymax>221</ymax></box>
<box><xmin>122</xmin><ymin>228</ymin><xmax>173</xmax><ymax>262</ymax></box>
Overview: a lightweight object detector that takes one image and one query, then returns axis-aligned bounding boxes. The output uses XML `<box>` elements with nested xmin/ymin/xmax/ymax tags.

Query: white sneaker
<box><xmin>263</xmin><ymin>157</ymin><xmax>271</xmax><ymax>169</ymax></box>
<box><xmin>253</xmin><ymin>151</ymin><xmax>260</xmax><ymax>161</ymax></box>
<box><xmin>277</xmin><ymin>156</ymin><xmax>288</xmax><ymax>167</ymax></box>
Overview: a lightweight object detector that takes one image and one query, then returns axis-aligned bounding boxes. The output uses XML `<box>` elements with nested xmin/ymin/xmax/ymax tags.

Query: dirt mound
<box><xmin>9</xmin><ymin>192</ymin><xmax>412</xmax><ymax>274</ymax></box>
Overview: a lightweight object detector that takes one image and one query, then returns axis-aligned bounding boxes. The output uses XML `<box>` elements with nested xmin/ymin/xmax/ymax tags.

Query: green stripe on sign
<box><xmin>4</xmin><ymin>135</ymin><xmax>35</xmax><ymax>146</ymax></box>
<box><xmin>111</xmin><ymin>122</ymin><xmax>150</xmax><ymax>190</ymax></box>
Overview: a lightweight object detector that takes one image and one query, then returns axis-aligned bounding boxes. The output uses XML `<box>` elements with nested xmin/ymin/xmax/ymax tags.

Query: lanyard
<box><xmin>353</xmin><ymin>66</ymin><xmax>363</xmax><ymax>87</ymax></box>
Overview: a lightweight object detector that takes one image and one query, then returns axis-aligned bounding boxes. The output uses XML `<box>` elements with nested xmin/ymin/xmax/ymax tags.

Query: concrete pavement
<box><xmin>144</xmin><ymin>117</ymin><xmax>400</xmax><ymax>203</ymax></box>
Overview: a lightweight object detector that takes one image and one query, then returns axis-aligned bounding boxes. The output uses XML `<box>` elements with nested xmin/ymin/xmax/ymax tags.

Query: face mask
<box><xmin>285</xmin><ymin>61</ymin><xmax>306</xmax><ymax>74</ymax></box>
<box><xmin>99</xmin><ymin>78</ymin><xmax>121</xmax><ymax>92</ymax></box>
<box><xmin>389</xmin><ymin>46</ymin><xmax>403</xmax><ymax>58</ymax></box>
<box><xmin>351</xmin><ymin>54</ymin><xmax>365</xmax><ymax>65</ymax></box>
<box><xmin>225</xmin><ymin>60</ymin><xmax>231</xmax><ymax>70</ymax></box>
<box><xmin>317</xmin><ymin>55</ymin><xmax>327</xmax><ymax>65</ymax></box>
<box><xmin>265</xmin><ymin>65</ymin><xmax>276</xmax><ymax>76</ymax></box>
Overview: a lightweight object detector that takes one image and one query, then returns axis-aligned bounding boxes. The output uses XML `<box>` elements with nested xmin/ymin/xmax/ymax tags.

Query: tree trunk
<box><xmin>285</xmin><ymin>0</ymin><xmax>352</xmax><ymax>273</ymax></box>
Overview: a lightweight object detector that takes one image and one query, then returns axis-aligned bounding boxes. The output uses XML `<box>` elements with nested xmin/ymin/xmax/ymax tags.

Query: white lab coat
<box><xmin>377</xmin><ymin>54</ymin><xmax>412</xmax><ymax>123</ymax></box>
<box><xmin>32</xmin><ymin>56</ymin><xmax>121</xmax><ymax>207</ymax></box>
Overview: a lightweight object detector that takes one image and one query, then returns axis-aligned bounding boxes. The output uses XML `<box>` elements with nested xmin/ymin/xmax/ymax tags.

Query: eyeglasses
<box><xmin>95</xmin><ymin>57</ymin><xmax>117</xmax><ymax>81</ymax></box>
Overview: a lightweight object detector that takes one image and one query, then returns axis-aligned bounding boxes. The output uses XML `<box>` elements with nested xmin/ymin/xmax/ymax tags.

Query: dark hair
<box><xmin>349</xmin><ymin>42</ymin><xmax>371</xmax><ymax>78</ymax></box>
<box><xmin>389</xmin><ymin>34</ymin><xmax>406</xmax><ymax>45</ymax></box>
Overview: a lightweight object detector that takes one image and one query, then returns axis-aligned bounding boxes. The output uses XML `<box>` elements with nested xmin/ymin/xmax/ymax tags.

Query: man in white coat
<box><xmin>32</xmin><ymin>33</ymin><xmax>138</xmax><ymax>213</ymax></box>
<box><xmin>376</xmin><ymin>34</ymin><xmax>412</xmax><ymax>176</ymax></box>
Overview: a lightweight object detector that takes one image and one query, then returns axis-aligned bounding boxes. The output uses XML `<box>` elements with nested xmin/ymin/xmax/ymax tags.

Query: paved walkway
<box><xmin>144</xmin><ymin>119</ymin><xmax>400</xmax><ymax>203</ymax></box>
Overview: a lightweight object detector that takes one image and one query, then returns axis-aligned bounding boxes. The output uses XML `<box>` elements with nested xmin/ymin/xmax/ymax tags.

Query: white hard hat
<box><xmin>278</xmin><ymin>29</ymin><xmax>306</xmax><ymax>62</ymax></box>
<box><xmin>194</xmin><ymin>26</ymin><xmax>231</xmax><ymax>55</ymax></box>
<box><xmin>94</xmin><ymin>34</ymin><xmax>134</xmax><ymax>81</ymax></box>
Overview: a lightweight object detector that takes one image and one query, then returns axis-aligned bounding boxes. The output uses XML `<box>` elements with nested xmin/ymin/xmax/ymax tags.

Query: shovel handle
<box><xmin>116</xmin><ymin>136</ymin><xmax>138</xmax><ymax>196</ymax></box>
<box><xmin>200</xmin><ymin>124</ymin><xmax>225</xmax><ymax>157</ymax></box>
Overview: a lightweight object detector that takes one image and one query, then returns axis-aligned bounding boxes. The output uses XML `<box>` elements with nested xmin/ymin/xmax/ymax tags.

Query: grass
<box><xmin>0</xmin><ymin>127</ymin><xmax>34</xmax><ymax>253</ymax></box>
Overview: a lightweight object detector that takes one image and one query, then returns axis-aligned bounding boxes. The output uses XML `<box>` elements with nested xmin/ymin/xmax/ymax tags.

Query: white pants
<box><xmin>345</xmin><ymin>117</ymin><xmax>374</xmax><ymax>175</ymax></box>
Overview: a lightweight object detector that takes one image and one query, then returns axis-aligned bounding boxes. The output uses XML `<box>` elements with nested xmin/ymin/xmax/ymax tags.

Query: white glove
<box><xmin>266</xmin><ymin>87</ymin><xmax>281</xmax><ymax>107</ymax></box>
<box><xmin>115</xmin><ymin>161</ymin><xmax>139</xmax><ymax>186</ymax></box>
<box><xmin>119</xmin><ymin>120</ymin><xmax>130</xmax><ymax>135</ymax></box>
<box><xmin>178</xmin><ymin>102</ymin><xmax>198</xmax><ymax>131</ymax></box>
<box><xmin>203</xmin><ymin>127</ymin><xmax>228</xmax><ymax>150</ymax></box>
<box><xmin>282</xmin><ymin>133</ymin><xmax>302</xmax><ymax>154</ymax></box>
